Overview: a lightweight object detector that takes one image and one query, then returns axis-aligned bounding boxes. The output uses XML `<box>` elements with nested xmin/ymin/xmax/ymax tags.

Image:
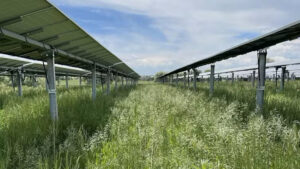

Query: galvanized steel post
<box><xmin>184</xmin><ymin>72</ymin><xmax>187</xmax><ymax>87</ymax></box>
<box><xmin>256</xmin><ymin>49</ymin><xmax>267</xmax><ymax>112</ymax></box>
<box><xmin>46</xmin><ymin>51</ymin><xmax>58</xmax><ymax>121</ymax></box>
<box><xmin>210</xmin><ymin>64</ymin><xmax>215</xmax><ymax>96</ymax></box>
<box><xmin>275</xmin><ymin>67</ymin><xmax>279</xmax><ymax>88</ymax></box>
<box><xmin>106</xmin><ymin>69</ymin><xmax>111</xmax><ymax>94</ymax></box>
<box><xmin>17</xmin><ymin>69</ymin><xmax>22</xmax><ymax>96</ymax></box>
<box><xmin>252</xmin><ymin>70</ymin><xmax>255</xmax><ymax>87</ymax></box>
<box><xmin>79</xmin><ymin>76</ymin><xmax>82</xmax><ymax>86</ymax></box>
<box><xmin>115</xmin><ymin>73</ymin><xmax>118</xmax><ymax>90</ymax></box>
<box><xmin>231</xmin><ymin>72</ymin><xmax>234</xmax><ymax>84</ymax></box>
<box><xmin>280</xmin><ymin>66</ymin><xmax>286</xmax><ymax>91</ymax></box>
<box><xmin>188</xmin><ymin>70</ymin><xmax>190</xmax><ymax>88</ymax></box>
<box><xmin>193</xmin><ymin>68</ymin><xmax>197</xmax><ymax>90</ymax></box>
<box><xmin>10</xmin><ymin>71</ymin><xmax>15</xmax><ymax>91</ymax></box>
<box><xmin>92</xmin><ymin>63</ymin><xmax>97</xmax><ymax>100</ymax></box>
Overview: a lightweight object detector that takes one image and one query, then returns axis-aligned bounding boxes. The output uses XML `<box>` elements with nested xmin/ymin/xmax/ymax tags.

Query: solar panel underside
<box><xmin>0</xmin><ymin>0</ymin><xmax>139</xmax><ymax>78</ymax></box>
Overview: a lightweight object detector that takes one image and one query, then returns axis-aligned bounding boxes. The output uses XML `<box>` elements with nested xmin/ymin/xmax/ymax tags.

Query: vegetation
<box><xmin>0</xmin><ymin>79</ymin><xmax>299</xmax><ymax>168</ymax></box>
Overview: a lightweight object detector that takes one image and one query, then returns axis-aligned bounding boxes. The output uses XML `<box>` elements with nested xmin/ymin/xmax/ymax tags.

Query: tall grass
<box><xmin>0</xmin><ymin>80</ymin><xmax>300</xmax><ymax>168</ymax></box>
<box><xmin>0</xmin><ymin>81</ymin><xmax>135</xmax><ymax>169</ymax></box>
<box><xmin>87</xmin><ymin>82</ymin><xmax>300</xmax><ymax>168</ymax></box>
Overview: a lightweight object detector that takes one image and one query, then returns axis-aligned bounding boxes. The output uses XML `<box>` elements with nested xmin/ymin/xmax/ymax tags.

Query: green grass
<box><xmin>0</xmin><ymin>80</ymin><xmax>300</xmax><ymax>168</ymax></box>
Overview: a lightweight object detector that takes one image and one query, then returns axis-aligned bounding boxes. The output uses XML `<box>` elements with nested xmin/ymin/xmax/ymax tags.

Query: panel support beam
<box><xmin>256</xmin><ymin>49</ymin><xmax>267</xmax><ymax>112</ymax></box>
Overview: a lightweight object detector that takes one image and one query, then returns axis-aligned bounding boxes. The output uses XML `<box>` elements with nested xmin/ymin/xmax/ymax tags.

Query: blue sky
<box><xmin>50</xmin><ymin>0</ymin><xmax>300</xmax><ymax>75</ymax></box>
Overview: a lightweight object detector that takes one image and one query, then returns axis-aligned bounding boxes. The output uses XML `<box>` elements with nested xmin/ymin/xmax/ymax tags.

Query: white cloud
<box><xmin>50</xmin><ymin>0</ymin><xmax>300</xmax><ymax>75</ymax></box>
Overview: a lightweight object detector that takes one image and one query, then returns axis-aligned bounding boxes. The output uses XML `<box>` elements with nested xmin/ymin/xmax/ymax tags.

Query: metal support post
<box><xmin>33</xmin><ymin>74</ymin><xmax>37</xmax><ymax>87</ymax></box>
<box><xmin>231</xmin><ymin>72</ymin><xmax>234</xmax><ymax>84</ymax></box>
<box><xmin>121</xmin><ymin>76</ymin><xmax>124</xmax><ymax>87</ymax></box>
<box><xmin>45</xmin><ymin>76</ymin><xmax>48</xmax><ymax>91</ymax></box>
<box><xmin>275</xmin><ymin>67</ymin><xmax>279</xmax><ymax>88</ymax></box>
<box><xmin>46</xmin><ymin>51</ymin><xmax>58</xmax><ymax>121</ymax></box>
<box><xmin>92</xmin><ymin>63</ymin><xmax>97</xmax><ymax>100</ymax></box>
<box><xmin>17</xmin><ymin>69</ymin><xmax>22</xmax><ymax>96</ymax></box>
<box><xmin>188</xmin><ymin>70</ymin><xmax>190</xmax><ymax>88</ymax></box>
<box><xmin>184</xmin><ymin>72</ymin><xmax>187</xmax><ymax>87</ymax></box>
<box><xmin>252</xmin><ymin>70</ymin><xmax>255</xmax><ymax>87</ymax></box>
<box><xmin>280</xmin><ymin>66</ymin><xmax>286</xmax><ymax>91</ymax></box>
<box><xmin>79</xmin><ymin>76</ymin><xmax>82</xmax><ymax>86</ymax></box>
<box><xmin>210</xmin><ymin>64</ymin><xmax>215</xmax><ymax>96</ymax></box>
<box><xmin>115</xmin><ymin>74</ymin><xmax>118</xmax><ymax>89</ymax></box>
<box><xmin>287</xmin><ymin>71</ymin><xmax>289</xmax><ymax>82</ymax></box>
<box><xmin>193</xmin><ymin>68</ymin><xmax>197</xmax><ymax>90</ymax></box>
<box><xmin>106</xmin><ymin>69</ymin><xmax>111</xmax><ymax>94</ymax></box>
<box><xmin>256</xmin><ymin>49</ymin><xmax>267</xmax><ymax>112</ymax></box>
<box><xmin>10</xmin><ymin>71</ymin><xmax>15</xmax><ymax>91</ymax></box>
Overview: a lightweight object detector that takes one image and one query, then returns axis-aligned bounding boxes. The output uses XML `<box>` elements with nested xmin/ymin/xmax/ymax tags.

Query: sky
<box><xmin>49</xmin><ymin>0</ymin><xmax>300</xmax><ymax>76</ymax></box>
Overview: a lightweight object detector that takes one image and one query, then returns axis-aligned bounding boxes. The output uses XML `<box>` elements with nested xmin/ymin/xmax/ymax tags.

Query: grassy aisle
<box><xmin>88</xmin><ymin>83</ymin><xmax>300</xmax><ymax>169</ymax></box>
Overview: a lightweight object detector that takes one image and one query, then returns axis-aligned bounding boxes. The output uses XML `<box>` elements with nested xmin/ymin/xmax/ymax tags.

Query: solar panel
<box><xmin>161</xmin><ymin>20</ymin><xmax>300</xmax><ymax>78</ymax></box>
<box><xmin>0</xmin><ymin>0</ymin><xmax>139</xmax><ymax>78</ymax></box>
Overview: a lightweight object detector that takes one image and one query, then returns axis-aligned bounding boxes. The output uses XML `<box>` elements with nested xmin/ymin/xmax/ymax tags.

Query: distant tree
<box><xmin>267</xmin><ymin>58</ymin><xmax>275</xmax><ymax>63</ymax></box>
<box><xmin>204</xmin><ymin>69</ymin><xmax>210</xmax><ymax>73</ymax></box>
<box><xmin>154</xmin><ymin>71</ymin><xmax>166</xmax><ymax>81</ymax></box>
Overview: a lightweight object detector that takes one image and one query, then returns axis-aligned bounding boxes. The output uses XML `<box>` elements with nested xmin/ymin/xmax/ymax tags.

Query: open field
<box><xmin>0</xmin><ymin>81</ymin><xmax>299</xmax><ymax>168</ymax></box>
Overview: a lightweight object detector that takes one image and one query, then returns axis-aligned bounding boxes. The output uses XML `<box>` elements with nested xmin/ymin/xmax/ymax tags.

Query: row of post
<box><xmin>161</xmin><ymin>49</ymin><xmax>293</xmax><ymax>112</ymax></box>
<box><xmin>9</xmin><ymin>51</ymin><xmax>137</xmax><ymax>121</ymax></box>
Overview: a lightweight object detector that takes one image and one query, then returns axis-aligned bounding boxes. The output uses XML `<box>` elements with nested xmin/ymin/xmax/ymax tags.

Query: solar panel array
<box><xmin>160</xmin><ymin>20</ymin><xmax>300</xmax><ymax>78</ymax></box>
<box><xmin>0</xmin><ymin>0</ymin><xmax>139</xmax><ymax>78</ymax></box>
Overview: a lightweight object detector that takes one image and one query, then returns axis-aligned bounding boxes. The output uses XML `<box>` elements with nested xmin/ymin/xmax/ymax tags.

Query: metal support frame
<box><xmin>106</xmin><ymin>69</ymin><xmax>111</xmax><ymax>94</ymax></box>
<box><xmin>92</xmin><ymin>63</ymin><xmax>97</xmax><ymax>100</ymax></box>
<box><xmin>287</xmin><ymin>71</ymin><xmax>290</xmax><ymax>82</ymax></box>
<box><xmin>193</xmin><ymin>68</ymin><xmax>197</xmax><ymax>90</ymax></box>
<box><xmin>187</xmin><ymin>70</ymin><xmax>190</xmax><ymax>88</ymax></box>
<box><xmin>256</xmin><ymin>49</ymin><xmax>267</xmax><ymax>112</ymax></box>
<box><xmin>184</xmin><ymin>72</ymin><xmax>187</xmax><ymax>87</ymax></box>
<box><xmin>280</xmin><ymin>66</ymin><xmax>286</xmax><ymax>91</ymax></box>
<box><xmin>79</xmin><ymin>76</ymin><xmax>82</xmax><ymax>86</ymax></box>
<box><xmin>17</xmin><ymin>69</ymin><xmax>22</xmax><ymax>96</ymax></box>
<box><xmin>46</xmin><ymin>51</ymin><xmax>58</xmax><ymax>121</ymax></box>
<box><xmin>10</xmin><ymin>71</ymin><xmax>15</xmax><ymax>91</ymax></box>
<box><xmin>210</xmin><ymin>64</ymin><xmax>215</xmax><ymax>96</ymax></box>
<box><xmin>275</xmin><ymin>67</ymin><xmax>279</xmax><ymax>88</ymax></box>
<box><xmin>33</xmin><ymin>74</ymin><xmax>37</xmax><ymax>87</ymax></box>
<box><xmin>115</xmin><ymin>73</ymin><xmax>118</xmax><ymax>89</ymax></box>
<box><xmin>121</xmin><ymin>76</ymin><xmax>124</xmax><ymax>87</ymax></box>
<box><xmin>231</xmin><ymin>72</ymin><xmax>234</xmax><ymax>84</ymax></box>
<box><xmin>252</xmin><ymin>70</ymin><xmax>256</xmax><ymax>87</ymax></box>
